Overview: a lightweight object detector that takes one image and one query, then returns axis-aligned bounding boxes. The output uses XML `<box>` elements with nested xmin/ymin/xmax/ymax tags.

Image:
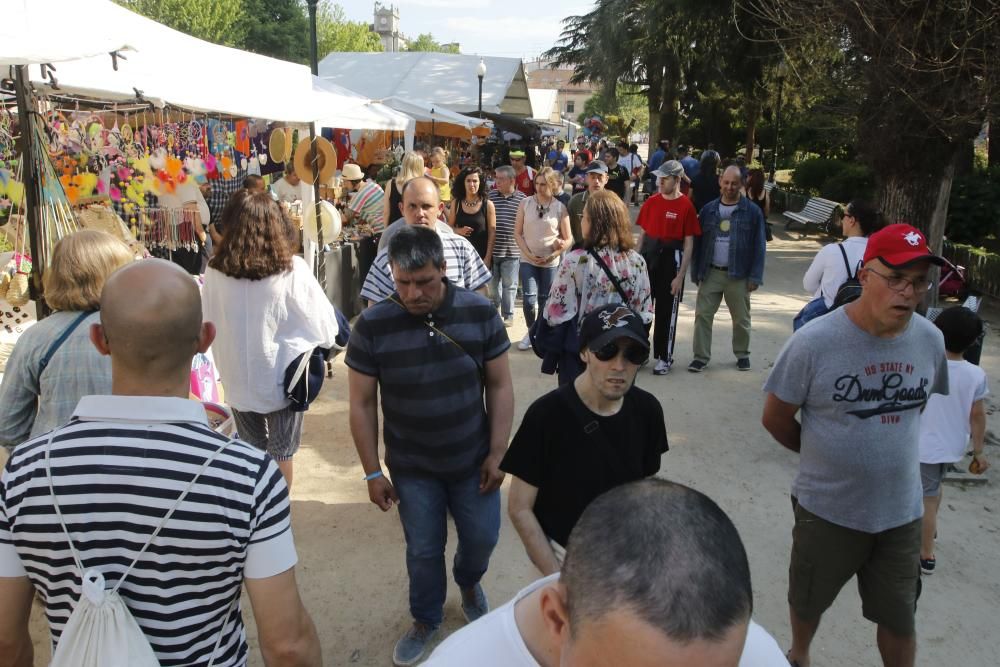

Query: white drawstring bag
<box><xmin>45</xmin><ymin>433</ymin><xmax>235</xmax><ymax>667</ymax></box>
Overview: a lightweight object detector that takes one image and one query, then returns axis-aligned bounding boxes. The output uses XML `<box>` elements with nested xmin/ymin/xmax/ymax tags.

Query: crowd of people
<box><xmin>0</xmin><ymin>134</ymin><xmax>992</xmax><ymax>667</ymax></box>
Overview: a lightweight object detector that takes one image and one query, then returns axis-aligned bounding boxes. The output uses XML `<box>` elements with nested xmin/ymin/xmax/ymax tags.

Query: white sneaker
<box><xmin>653</xmin><ymin>359</ymin><xmax>671</xmax><ymax>375</ymax></box>
<box><xmin>517</xmin><ymin>333</ymin><xmax>532</xmax><ymax>351</ymax></box>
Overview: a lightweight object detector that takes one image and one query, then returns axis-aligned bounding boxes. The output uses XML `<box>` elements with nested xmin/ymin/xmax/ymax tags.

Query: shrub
<box><xmin>946</xmin><ymin>167</ymin><xmax>1000</xmax><ymax>245</ymax></box>
<box><xmin>820</xmin><ymin>163</ymin><xmax>875</xmax><ymax>202</ymax></box>
<box><xmin>791</xmin><ymin>158</ymin><xmax>848</xmax><ymax>194</ymax></box>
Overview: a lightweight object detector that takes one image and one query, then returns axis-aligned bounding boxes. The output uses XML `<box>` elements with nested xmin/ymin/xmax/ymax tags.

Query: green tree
<box><xmin>114</xmin><ymin>0</ymin><xmax>246</xmax><ymax>46</ymax></box>
<box><xmin>578</xmin><ymin>85</ymin><xmax>649</xmax><ymax>135</ymax></box>
<box><xmin>316</xmin><ymin>1</ymin><xmax>383</xmax><ymax>55</ymax></box>
<box><xmin>406</xmin><ymin>33</ymin><xmax>460</xmax><ymax>53</ymax></box>
<box><xmin>240</xmin><ymin>0</ymin><xmax>310</xmax><ymax>64</ymax></box>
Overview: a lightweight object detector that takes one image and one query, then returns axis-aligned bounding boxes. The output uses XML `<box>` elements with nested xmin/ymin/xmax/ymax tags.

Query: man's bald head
<box><xmin>719</xmin><ymin>166</ymin><xmax>743</xmax><ymax>205</ymax></box>
<box><xmin>400</xmin><ymin>176</ymin><xmax>444</xmax><ymax>228</ymax></box>
<box><xmin>99</xmin><ymin>259</ymin><xmax>205</xmax><ymax>379</ymax></box>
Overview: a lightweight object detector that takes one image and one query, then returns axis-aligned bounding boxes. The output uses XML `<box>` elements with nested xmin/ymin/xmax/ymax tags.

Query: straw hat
<box><xmin>303</xmin><ymin>200</ymin><xmax>342</xmax><ymax>243</ymax></box>
<box><xmin>268</xmin><ymin>129</ymin><xmax>286</xmax><ymax>164</ymax></box>
<box><xmin>341</xmin><ymin>163</ymin><xmax>364</xmax><ymax>181</ymax></box>
<box><xmin>294</xmin><ymin>137</ymin><xmax>336</xmax><ymax>185</ymax></box>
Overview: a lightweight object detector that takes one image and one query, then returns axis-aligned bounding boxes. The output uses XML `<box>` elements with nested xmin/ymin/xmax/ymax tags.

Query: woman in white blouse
<box><xmin>794</xmin><ymin>200</ymin><xmax>881</xmax><ymax>330</ymax></box>
<box><xmin>513</xmin><ymin>167</ymin><xmax>572</xmax><ymax>351</ymax></box>
<box><xmin>202</xmin><ymin>190</ymin><xmax>338</xmax><ymax>489</ymax></box>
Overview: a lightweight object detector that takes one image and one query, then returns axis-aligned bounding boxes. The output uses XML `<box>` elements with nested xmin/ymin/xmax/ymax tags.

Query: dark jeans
<box><xmin>650</xmin><ymin>248</ymin><xmax>681</xmax><ymax>362</ymax></box>
<box><xmin>519</xmin><ymin>262</ymin><xmax>557</xmax><ymax>329</ymax></box>
<box><xmin>392</xmin><ymin>470</ymin><xmax>501</xmax><ymax>627</ymax></box>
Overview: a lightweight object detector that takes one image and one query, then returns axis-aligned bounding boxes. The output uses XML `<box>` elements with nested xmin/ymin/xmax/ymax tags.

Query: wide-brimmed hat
<box><xmin>293</xmin><ymin>136</ymin><xmax>336</xmax><ymax>185</ymax></box>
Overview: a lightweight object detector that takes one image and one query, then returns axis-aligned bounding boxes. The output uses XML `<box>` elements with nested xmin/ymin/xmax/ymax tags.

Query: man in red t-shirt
<box><xmin>636</xmin><ymin>160</ymin><xmax>701</xmax><ymax>375</ymax></box>
<box><xmin>510</xmin><ymin>150</ymin><xmax>536</xmax><ymax>196</ymax></box>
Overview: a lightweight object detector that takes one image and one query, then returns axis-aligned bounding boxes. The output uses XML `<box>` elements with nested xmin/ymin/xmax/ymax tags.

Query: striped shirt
<box><xmin>348</xmin><ymin>179</ymin><xmax>386</xmax><ymax>233</ymax></box>
<box><xmin>346</xmin><ymin>282</ymin><xmax>510</xmax><ymax>477</ymax></box>
<box><xmin>488</xmin><ymin>189</ymin><xmax>525</xmax><ymax>259</ymax></box>
<box><xmin>0</xmin><ymin>311</ymin><xmax>109</xmax><ymax>450</ymax></box>
<box><xmin>0</xmin><ymin>396</ymin><xmax>297</xmax><ymax>666</ymax></box>
<box><xmin>360</xmin><ymin>228</ymin><xmax>492</xmax><ymax>303</ymax></box>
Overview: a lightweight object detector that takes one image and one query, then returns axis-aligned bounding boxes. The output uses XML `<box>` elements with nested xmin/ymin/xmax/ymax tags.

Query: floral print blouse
<box><xmin>544</xmin><ymin>247</ymin><xmax>653</xmax><ymax>326</ymax></box>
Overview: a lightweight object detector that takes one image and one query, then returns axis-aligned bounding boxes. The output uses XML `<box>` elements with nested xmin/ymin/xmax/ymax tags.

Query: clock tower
<box><xmin>373</xmin><ymin>3</ymin><xmax>403</xmax><ymax>52</ymax></box>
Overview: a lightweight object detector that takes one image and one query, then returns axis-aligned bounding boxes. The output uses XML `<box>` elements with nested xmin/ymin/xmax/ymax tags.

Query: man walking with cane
<box><xmin>636</xmin><ymin>160</ymin><xmax>700</xmax><ymax>375</ymax></box>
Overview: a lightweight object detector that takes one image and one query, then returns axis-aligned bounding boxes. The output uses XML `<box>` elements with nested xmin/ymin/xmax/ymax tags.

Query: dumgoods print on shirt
<box><xmin>833</xmin><ymin>360</ymin><xmax>930</xmax><ymax>422</ymax></box>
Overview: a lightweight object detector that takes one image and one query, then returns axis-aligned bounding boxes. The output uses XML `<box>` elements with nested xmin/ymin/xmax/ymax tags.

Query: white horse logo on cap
<box><xmin>903</xmin><ymin>230</ymin><xmax>922</xmax><ymax>246</ymax></box>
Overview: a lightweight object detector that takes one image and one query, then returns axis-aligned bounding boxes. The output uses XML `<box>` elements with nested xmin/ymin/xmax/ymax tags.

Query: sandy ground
<box><xmin>17</xmin><ymin>217</ymin><xmax>1000</xmax><ymax>666</ymax></box>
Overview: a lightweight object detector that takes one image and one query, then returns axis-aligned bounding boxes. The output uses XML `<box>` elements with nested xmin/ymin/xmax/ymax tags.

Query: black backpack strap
<box><xmin>557</xmin><ymin>384</ymin><xmax>629</xmax><ymax>479</ymax></box>
<box><xmin>838</xmin><ymin>243</ymin><xmax>855</xmax><ymax>278</ymax></box>
<box><xmin>39</xmin><ymin>311</ymin><xmax>93</xmax><ymax>374</ymax></box>
<box><xmin>588</xmin><ymin>248</ymin><xmax>630</xmax><ymax>304</ymax></box>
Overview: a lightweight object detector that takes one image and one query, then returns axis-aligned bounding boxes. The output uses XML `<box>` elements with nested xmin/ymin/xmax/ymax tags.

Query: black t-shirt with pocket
<box><xmin>501</xmin><ymin>384</ymin><xmax>668</xmax><ymax>547</ymax></box>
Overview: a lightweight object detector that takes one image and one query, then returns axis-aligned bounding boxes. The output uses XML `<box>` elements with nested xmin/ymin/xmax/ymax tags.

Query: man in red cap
<box><xmin>761</xmin><ymin>224</ymin><xmax>950</xmax><ymax>667</ymax></box>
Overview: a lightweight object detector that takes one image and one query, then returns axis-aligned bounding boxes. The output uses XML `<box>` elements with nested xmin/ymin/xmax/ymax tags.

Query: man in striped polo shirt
<box><xmin>347</xmin><ymin>225</ymin><xmax>514</xmax><ymax>666</ymax></box>
<box><xmin>488</xmin><ymin>166</ymin><xmax>525</xmax><ymax>326</ymax></box>
<box><xmin>0</xmin><ymin>259</ymin><xmax>321</xmax><ymax>666</ymax></box>
<box><xmin>361</xmin><ymin>176</ymin><xmax>491</xmax><ymax>306</ymax></box>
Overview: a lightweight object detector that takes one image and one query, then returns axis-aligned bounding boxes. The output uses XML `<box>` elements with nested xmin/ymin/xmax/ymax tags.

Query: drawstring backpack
<box><xmin>45</xmin><ymin>433</ymin><xmax>236</xmax><ymax>667</ymax></box>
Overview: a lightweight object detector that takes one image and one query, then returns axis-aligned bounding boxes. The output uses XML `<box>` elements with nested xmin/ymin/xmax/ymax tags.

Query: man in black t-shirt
<box><xmin>502</xmin><ymin>304</ymin><xmax>668</xmax><ymax>574</ymax></box>
<box><xmin>603</xmin><ymin>147</ymin><xmax>630</xmax><ymax>200</ymax></box>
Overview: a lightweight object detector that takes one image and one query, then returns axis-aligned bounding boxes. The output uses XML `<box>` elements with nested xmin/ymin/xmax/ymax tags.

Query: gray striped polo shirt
<box><xmin>345</xmin><ymin>281</ymin><xmax>510</xmax><ymax>478</ymax></box>
<box><xmin>488</xmin><ymin>189</ymin><xmax>525</xmax><ymax>259</ymax></box>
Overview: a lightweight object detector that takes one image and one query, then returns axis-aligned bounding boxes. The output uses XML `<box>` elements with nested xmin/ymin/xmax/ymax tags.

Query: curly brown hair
<box><xmin>209</xmin><ymin>190</ymin><xmax>294</xmax><ymax>280</ymax></box>
<box><xmin>583</xmin><ymin>190</ymin><xmax>635</xmax><ymax>251</ymax></box>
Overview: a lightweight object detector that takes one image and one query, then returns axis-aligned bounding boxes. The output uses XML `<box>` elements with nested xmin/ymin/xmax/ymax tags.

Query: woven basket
<box><xmin>5</xmin><ymin>272</ymin><xmax>29</xmax><ymax>306</ymax></box>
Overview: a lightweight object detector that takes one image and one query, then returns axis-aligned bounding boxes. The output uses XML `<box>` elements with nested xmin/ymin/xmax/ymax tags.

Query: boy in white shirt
<box><xmin>918</xmin><ymin>306</ymin><xmax>990</xmax><ymax>574</ymax></box>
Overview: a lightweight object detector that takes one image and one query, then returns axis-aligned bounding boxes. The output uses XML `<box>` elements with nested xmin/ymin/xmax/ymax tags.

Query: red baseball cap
<box><xmin>862</xmin><ymin>224</ymin><xmax>946</xmax><ymax>268</ymax></box>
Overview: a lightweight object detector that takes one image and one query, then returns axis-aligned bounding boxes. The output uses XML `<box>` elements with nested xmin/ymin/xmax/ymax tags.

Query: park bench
<box><xmin>783</xmin><ymin>196</ymin><xmax>840</xmax><ymax>233</ymax></box>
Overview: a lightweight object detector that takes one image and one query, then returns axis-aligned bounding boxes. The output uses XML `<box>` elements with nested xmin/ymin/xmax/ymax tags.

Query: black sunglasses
<box><xmin>592</xmin><ymin>340</ymin><xmax>648</xmax><ymax>365</ymax></box>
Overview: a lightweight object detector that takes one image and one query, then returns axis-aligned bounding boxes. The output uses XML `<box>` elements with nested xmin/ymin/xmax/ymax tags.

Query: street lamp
<box><xmin>770</xmin><ymin>58</ymin><xmax>788</xmax><ymax>183</ymax></box>
<box><xmin>305</xmin><ymin>0</ymin><xmax>324</xmax><ymax>286</ymax></box>
<box><xmin>477</xmin><ymin>58</ymin><xmax>487</xmax><ymax>118</ymax></box>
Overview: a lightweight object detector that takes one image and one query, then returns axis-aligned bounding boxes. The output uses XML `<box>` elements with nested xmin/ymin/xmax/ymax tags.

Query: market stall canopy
<box><xmin>22</xmin><ymin>0</ymin><xmax>408</xmax><ymax>131</ymax></box>
<box><xmin>318</xmin><ymin>52</ymin><xmax>532</xmax><ymax>117</ymax></box>
<box><xmin>312</xmin><ymin>79</ymin><xmax>415</xmax><ymax>148</ymax></box>
<box><xmin>1</xmin><ymin>0</ymin><xmax>133</xmax><ymax>66</ymax></box>
<box><xmin>376</xmin><ymin>95</ymin><xmax>490</xmax><ymax>140</ymax></box>
<box><xmin>528</xmin><ymin>89</ymin><xmax>559</xmax><ymax>123</ymax></box>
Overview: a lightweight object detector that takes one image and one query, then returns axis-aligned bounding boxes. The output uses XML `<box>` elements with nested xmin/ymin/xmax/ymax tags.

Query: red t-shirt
<box><xmin>637</xmin><ymin>193</ymin><xmax>701</xmax><ymax>242</ymax></box>
<box><xmin>515</xmin><ymin>167</ymin><xmax>536</xmax><ymax>196</ymax></box>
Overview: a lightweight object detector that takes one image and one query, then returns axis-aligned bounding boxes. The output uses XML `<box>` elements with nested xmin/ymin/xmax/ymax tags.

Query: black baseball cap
<box><xmin>579</xmin><ymin>304</ymin><xmax>650</xmax><ymax>352</ymax></box>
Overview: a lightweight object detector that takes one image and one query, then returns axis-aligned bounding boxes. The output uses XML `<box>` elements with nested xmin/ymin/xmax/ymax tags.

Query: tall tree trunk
<box><xmin>876</xmin><ymin>153</ymin><xmax>958</xmax><ymax>308</ymax></box>
<box><xmin>990</xmin><ymin>113</ymin><xmax>1000</xmax><ymax>169</ymax></box>
<box><xmin>647</xmin><ymin>65</ymin><xmax>664</xmax><ymax>149</ymax></box>
<box><xmin>658</xmin><ymin>54</ymin><xmax>680</xmax><ymax>145</ymax></box>
<box><xmin>744</xmin><ymin>96</ymin><xmax>759</xmax><ymax>162</ymax></box>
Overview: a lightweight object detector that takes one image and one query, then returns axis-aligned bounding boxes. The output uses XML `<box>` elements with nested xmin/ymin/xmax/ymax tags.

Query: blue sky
<box><xmin>336</xmin><ymin>0</ymin><xmax>593</xmax><ymax>60</ymax></box>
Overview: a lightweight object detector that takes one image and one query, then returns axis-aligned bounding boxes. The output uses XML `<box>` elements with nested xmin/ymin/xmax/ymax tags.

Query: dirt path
<box><xmin>20</xmin><ymin>219</ymin><xmax>1000</xmax><ymax>666</ymax></box>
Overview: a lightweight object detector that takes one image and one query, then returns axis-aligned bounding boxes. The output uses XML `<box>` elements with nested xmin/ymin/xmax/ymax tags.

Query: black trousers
<box><xmin>649</xmin><ymin>248</ymin><xmax>682</xmax><ymax>362</ymax></box>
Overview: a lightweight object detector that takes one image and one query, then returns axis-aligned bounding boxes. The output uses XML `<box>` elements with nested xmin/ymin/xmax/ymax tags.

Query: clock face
<box><xmin>380</xmin><ymin>17</ymin><xmax>387</xmax><ymax>25</ymax></box>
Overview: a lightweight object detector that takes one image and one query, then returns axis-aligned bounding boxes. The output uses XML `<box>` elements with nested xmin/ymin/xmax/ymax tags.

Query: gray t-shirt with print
<box><xmin>763</xmin><ymin>307</ymin><xmax>948</xmax><ymax>533</ymax></box>
<box><xmin>712</xmin><ymin>202</ymin><xmax>738</xmax><ymax>266</ymax></box>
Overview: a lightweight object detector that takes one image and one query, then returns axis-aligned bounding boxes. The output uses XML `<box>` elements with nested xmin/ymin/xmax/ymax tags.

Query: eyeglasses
<box><xmin>592</xmin><ymin>341</ymin><xmax>648</xmax><ymax>365</ymax></box>
<box><xmin>865</xmin><ymin>267</ymin><xmax>933</xmax><ymax>295</ymax></box>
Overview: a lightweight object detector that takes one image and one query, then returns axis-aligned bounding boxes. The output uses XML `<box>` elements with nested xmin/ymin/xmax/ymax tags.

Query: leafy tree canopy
<box><xmin>406</xmin><ymin>33</ymin><xmax>459</xmax><ymax>54</ymax></box>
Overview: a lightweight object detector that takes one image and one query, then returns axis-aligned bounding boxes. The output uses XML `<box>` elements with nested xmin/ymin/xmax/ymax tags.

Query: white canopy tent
<box><xmin>311</xmin><ymin>80</ymin><xmax>414</xmax><ymax>148</ymax></box>
<box><xmin>18</xmin><ymin>0</ymin><xmax>415</xmax><ymax>136</ymax></box>
<box><xmin>318</xmin><ymin>52</ymin><xmax>532</xmax><ymax>117</ymax></box>
<box><xmin>0</xmin><ymin>0</ymin><xmax>133</xmax><ymax>66</ymax></box>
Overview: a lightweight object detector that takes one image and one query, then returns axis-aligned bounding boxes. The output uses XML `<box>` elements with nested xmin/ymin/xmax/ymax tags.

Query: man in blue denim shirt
<box><xmin>688</xmin><ymin>166</ymin><xmax>766</xmax><ymax>372</ymax></box>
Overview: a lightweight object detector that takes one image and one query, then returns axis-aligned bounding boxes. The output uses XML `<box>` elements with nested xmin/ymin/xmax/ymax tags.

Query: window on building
<box><xmin>566</xmin><ymin>100</ymin><xmax>575</xmax><ymax>114</ymax></box>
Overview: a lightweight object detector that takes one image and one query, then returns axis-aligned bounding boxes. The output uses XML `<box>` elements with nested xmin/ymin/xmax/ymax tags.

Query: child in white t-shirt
<box><xmin>918</xmin><ymin>306</ymin><xmax>990</xmax><ymax>575</ymax></box>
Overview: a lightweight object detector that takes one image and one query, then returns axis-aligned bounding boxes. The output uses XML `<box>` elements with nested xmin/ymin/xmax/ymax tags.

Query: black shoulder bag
<box><xmin>830</xmin><ymin>244</ymin><xmax>862</xmax><ymax>310</ymax></box>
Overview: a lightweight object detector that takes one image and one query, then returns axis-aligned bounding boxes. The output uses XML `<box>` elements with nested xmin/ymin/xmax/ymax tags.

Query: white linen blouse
<box><xmin>201</xmin><ymin>255</ymin><xmax>339</xmax><ymax>413</ymax></box>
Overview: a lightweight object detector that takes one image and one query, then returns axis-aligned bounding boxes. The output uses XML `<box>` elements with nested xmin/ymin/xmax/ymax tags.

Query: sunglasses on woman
<box><xmin>592</xmin><ymin>340</ymin><xmax>648</xmax><ymax>365</ymax></box>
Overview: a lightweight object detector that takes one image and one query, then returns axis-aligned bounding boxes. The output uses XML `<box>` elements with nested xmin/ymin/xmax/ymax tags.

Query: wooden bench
<box><xmin>783</xmin><ymin>196</ymin><xmax>840</xmax><ymax>233</ymax></box>
<box><xmin>764</xmin><ymin>182</ymin><xmax>776</xmax><ymax>195</ymax></box>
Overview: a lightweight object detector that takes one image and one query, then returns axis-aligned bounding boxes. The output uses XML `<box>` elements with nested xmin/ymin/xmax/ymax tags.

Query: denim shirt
<box><xmin>691</xmin><ymin>195</ymin><xmax>766</xmax><ymax>285</ymax></box>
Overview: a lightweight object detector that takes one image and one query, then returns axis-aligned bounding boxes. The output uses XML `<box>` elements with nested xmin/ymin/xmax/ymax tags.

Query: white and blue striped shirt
<box><xmin>0</xmin><ymin>396</ymin><xmax>297</xmax><ymax>666</ymax></box>
<box><xmin>361</xmin><ymin>227</ymin><xmax>492</xmax><ymax>303</ymax></box>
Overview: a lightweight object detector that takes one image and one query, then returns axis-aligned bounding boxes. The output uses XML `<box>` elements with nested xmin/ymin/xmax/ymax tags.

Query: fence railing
<box><xmin>942</xmin><ymin>241</ymin><xmax>1000</xmax><ymax>298</ymax></box>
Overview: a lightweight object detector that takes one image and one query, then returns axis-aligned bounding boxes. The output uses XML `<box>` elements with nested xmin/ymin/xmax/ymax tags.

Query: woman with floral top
<box><xmin>543</xmin><ymin>190</ymin><xmax>652</xmax><ymax>384</ymax></box>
